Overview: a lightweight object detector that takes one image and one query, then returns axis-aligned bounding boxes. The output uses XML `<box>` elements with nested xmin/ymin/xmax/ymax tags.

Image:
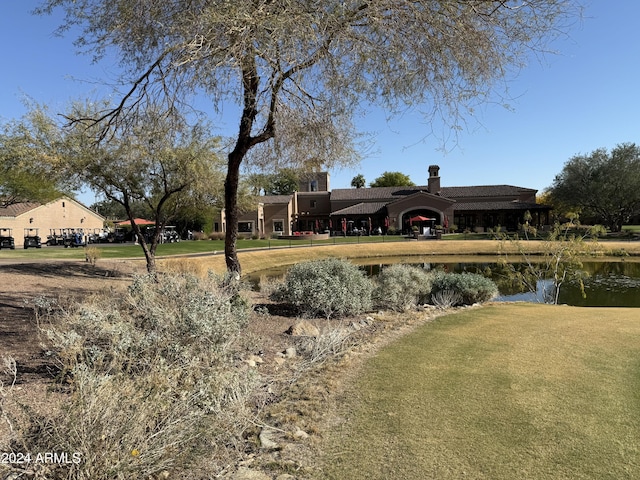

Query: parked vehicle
<box><xmin>107</xmin><ymin>227</ymin><xmax>126</xmax><ymax>243</ymax></box>
<box><xmin>144</xmin><ymin>226</ymin><xmax>180</xmax><ymax>244</ymax></box>
<box><xmin>164</xmin><ymin>226</ymin><xmax>180</xmax><ymax>243</ymax></box>
<box><xmin>23</xmin><ymin>228</ymin><xmax>42</xmax><ymax>249</ymax></box>
<box><xmin>46</xmin><ymin>229</ymin><xmax>65</xmax><ymax>246</ymax></box>
<box><xmin>86</xmin><ymin>228</ymin><xmax>111</xmax><ymax>244</ymax></box>
<box><xmin>62</xmin><ymin>228</ymin><xmax>85</xmax><ymax>248</ymax></box>
<box><xmin>0</xmin><ymin>228</ymin><xmax>15</xmax><ymax>250</ymax></box>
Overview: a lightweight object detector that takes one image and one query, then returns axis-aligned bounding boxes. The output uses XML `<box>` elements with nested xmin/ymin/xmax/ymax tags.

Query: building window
<box><xmin>273</xmin><ymin>220</ymin><xmax>284</xmax><ymax>232</ymax></box>
<box><xmin>62</xmin><ymin>201</ymin><xmax>66</xmax><ymax>208</ymax></box>
<box><xmin>310</xmin><ymin>180</ymin><xmax>318</xmax><ymax>192</ymax></box>
<box><xmin>310</xmin><ymin>200</ymin><xmax>317</xmax><ymax>208</ymax></box>
<box><xmin>238</xmin><ymin>221</ymin><xmax>253</xmax><ymax>233</ymax></box>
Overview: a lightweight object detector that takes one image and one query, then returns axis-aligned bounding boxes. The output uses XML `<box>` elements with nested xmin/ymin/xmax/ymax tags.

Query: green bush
<box><xmin>15</xmin><ymin>273</ymin><xmax>256</xmax><ymax>479</ymax></box>
<box><xmin>271</xmin><ymin>258</ymin><xmax>373</xmax><ymax>318</ymax></box>
<box><xmin>374</xmin><ymin>264</ymin><xmax>432</xmax><ymax>311</ymax></box>
<box><xmin>430</xmin><ymin>271</ymin><xmax>498</xmax><ymax>306</ymax></box>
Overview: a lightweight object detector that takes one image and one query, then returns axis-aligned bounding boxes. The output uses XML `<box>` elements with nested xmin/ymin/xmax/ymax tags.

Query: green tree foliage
<box><xmin>264</xmin><ymin>168</ymin><xmax>300</xmax><ymax>195</ymax></box>
<box><xmin>37</xmin><ymin>0</ymin><xmax>580</xmax><ymax>273</ymax></box>
<box><xmin>56</xmin><ymin>103</ymin><xmax>224</xmax><ymax>274</ymax></box>
<box><xmin>91</xmin><ymin>198</ymin><xmax>154</xmax><ymax>220</ymax></box>
<box><xmin>549</xmin><ymin>143</ymin><xmax>640</xmax><ymax>232</ymax></box>
<box><xmin>351</xmin><ymin>174</ymin><xmax>366</xmax><ymax>189</ymax></box>
<box><xmin>0</xmin><ymin>114</ymin><xmax>68</xmax><ymax>206</ymax></box>
<box><xmin>370</xmin><ymin>171</ymin><xmax>415</xmax><ymax>187</ymax></box>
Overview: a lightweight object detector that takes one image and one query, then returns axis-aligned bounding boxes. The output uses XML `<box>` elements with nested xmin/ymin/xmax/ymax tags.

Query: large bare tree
<box><xmin>37</xmin><ymin>0</ymin><xmax>580</xmax><ymax>274</ymax></box>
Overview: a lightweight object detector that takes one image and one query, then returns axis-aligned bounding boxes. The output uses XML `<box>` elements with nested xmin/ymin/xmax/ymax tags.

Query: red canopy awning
<box><xmin>115</xmin><ymin>218</ymin><xmax>155</xmax><ymax>226</ymax></box>
<box><xmin>409</xmin><ymin>215</ymin><xmax>435</xmax><ymax>223</ymax></box>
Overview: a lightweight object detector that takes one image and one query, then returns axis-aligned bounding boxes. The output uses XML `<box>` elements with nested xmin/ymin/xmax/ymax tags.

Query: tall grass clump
<box><xmin>271</xmin><ymin>258</ymin><xmax>373</xmax><ymax>318</ymax></box>
<box><xmin>374</xmin><ymin>264</ymin><xmax>432</xmax><ymax>311</ymax></box>
<box><xmin>11</xmin><ymin>273</ymin><xmax>256</xmax><ymax>480</ymax></box>
<box><xmin>430</xmin><ymin>271</ymin><xmax>498</xmax><ymax>306</ymax></box>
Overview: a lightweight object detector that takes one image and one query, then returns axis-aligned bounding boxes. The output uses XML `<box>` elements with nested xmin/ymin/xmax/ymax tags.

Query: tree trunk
<box><xmin>224</xmin><ymin>152</ymin><xmax>243</xmax><ymax>275</ymax></box>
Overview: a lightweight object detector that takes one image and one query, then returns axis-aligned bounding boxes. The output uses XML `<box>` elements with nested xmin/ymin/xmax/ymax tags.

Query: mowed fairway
<box><xmin>321</xmin><ymin>304</ymin><xmax>640</xmax><ymax>480</ymax></box>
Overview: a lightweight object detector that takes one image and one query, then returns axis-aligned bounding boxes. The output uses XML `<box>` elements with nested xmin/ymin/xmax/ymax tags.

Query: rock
<box><xmin>259</xmin><ymin>428</ymin><xmax>279</xmax><ymax>449</ymax></box>
<box><xmin>293</xmin><ymin>428</ymin><xmax>310</xmax><ymax>440</ymax></box>
<box><xmin>248</xmin><ymin>354</ymin><xmax>264</xmax><ymax>364</ymax></box>
<box><xmin>284</xmin><ymin>347</ymin><xmax>297</xmax><ymax>358</ymax></box>
<box><xmin>273</xmin><ymin>357</ymin><xmax>286</xmax><ymax>366</ymax></box>
<box><xmin>285</xmin><ymin>320</ymin><xmax>320</xmax><ymax>337</ymax></box>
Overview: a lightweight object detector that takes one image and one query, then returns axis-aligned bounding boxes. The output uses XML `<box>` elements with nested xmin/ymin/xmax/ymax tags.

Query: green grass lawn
<box><xmin>0</xmin><ymin>235</ymin><xmax>408</xmax><ymax>261</ymax></box>
<box><xmin>320</xmin><ymin>303</ymin><xmax>640</xmax><ymax>480</ymax></box>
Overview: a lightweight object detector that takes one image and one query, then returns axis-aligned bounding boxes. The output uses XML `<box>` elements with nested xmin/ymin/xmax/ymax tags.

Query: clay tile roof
<box><xmin>330</xmin><ymin>184</ymin><xmax>536</xmax><ymax>202</ymax></box>
<box><xmin>453</xmin><ymin>201</ymin><xmax>550</xmax><ymax>211</ymax></box>
<box><xmin>330</xmin><ymin>186</ymin><xmax>428</xmax><ymax>201</ymax></box>
<box><xmin>440</xmin><ymin>185</ymin><xmax>536</xmax><ymax>198</ymax></box>
<box><xmin>331</xmin><ymin>202</ymin><xmax>388</xmax><ymax>216</ymax></box>
<box><xmin>0</xmin><ymin>202</ymin><xmax>41</xmax><ymax>217</ymax></box>
<box><xmin>257</xmin><ymin>195</ymin><xmax>293</xmax><ymax>205</ymax></box>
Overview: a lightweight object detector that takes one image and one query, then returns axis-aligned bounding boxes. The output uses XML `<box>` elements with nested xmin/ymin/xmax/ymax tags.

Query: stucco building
<box><xmin>215</xmin><ymin>165</ymin><xmax>551</xmax><ymax>237</ymax></box>
<box><xmin>0</xmin><ymin>197</ymin><xmax>105</xmax><ymax>247</ymax></box>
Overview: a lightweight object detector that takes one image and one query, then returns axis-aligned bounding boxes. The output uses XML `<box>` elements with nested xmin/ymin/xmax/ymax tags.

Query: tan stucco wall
<box><xmin>0</xmin><ymin>197</ymin><xmax>104</xmax><ymax>247</ymax></box>
<box><xmin>263</xmin><ymin>203</ymin><xmax>292</xmax><ymax>235</ymax></box>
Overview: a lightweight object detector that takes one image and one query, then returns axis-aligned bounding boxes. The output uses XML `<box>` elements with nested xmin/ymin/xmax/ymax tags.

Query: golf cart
<box><xmin>23</xmin><ymin>228</ymin><xmax>42</xmax><ymax>249</ymax></box>
<box><xmin>0</xmin><ymin>228</ymin><xmax>15</xmax><ymax>250</ymax></box>
<box><xmin>86</xmin><ymin>228</ymin><xmax>110</xmax><ymax>244</ymax></box>
<box><xmin>164</xmin><ymin>226</ymin><xmax>180</xmax><ymax>243</ymax></box>
<box><xmin>46</xmin><ymin>228</ymin><xmax>65</xmax><ymax>246</ymax></box>
<box><xmin>62</xmin><ymin>228</ymin><xmax>85</xmax><ymax>248</ymax></box>
<box><xmin>107</xmin><ymin>227</ymin><xmax>126</xmax><ymax>243</ymax></box>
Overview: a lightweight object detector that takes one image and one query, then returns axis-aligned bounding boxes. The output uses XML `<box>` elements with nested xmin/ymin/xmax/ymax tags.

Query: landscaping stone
<box><xmin>285</xmin><ymin>320</ymin><xmax>320</xmax><ymax>337</ymax></box>
<box><xmin>284</xmin><ymin>347</ymin><xmax>297</xmax><ymax>358</ymax></box>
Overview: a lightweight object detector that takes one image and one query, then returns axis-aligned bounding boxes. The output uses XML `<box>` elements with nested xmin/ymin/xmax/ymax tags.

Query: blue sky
<box><xmin>2</xmin><ymin>2</ymin><xmax>640</xmax><ymax>205</ymax></box>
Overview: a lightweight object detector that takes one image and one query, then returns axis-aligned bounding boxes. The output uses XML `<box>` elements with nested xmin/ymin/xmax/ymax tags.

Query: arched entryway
<box><xmin>401</xmin><ymin>209</ymin><xmax>441</xmax><ymax>236</ymax></box>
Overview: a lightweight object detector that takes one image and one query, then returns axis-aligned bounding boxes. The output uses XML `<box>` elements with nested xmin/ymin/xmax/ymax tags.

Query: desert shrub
<box><xmin>13</xmin><ymin>273</ymin><xmax>256</xmax><ymax>480</ymax></box>
<box><xmin>430</xmin><ymin>271</ymin><xmax>498</xmax><ymax>306</ymax></box>
<box><xmin>431</xmin><ymin>289</ymin><xmax>463</xmax><ymax>309</ymax></box>
<box><xmin>374</xmin><ymin>264</ymin><xmax>432</xmax><ymax>311</ymax></box>
<box><xmin>271</xmin><ymin>258</ymin><xmax>373</xmax><ymax>318</ymax></box>
<box><xmin>84</xmin><ymin>246</ymin><xmax>101</xmax><ymax>265</ymax></box>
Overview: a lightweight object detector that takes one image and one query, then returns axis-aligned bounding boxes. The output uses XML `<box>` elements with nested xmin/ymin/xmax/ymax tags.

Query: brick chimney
<box><xmin>428</xmin><ymin>165</ymin><xmax>440</xmax><ymax>194</ymax></box>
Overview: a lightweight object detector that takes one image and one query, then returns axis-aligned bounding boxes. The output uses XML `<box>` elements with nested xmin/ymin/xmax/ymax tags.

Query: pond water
<box><xmin>250</xmin><ymin>257</ymin><xmax>640</xmax><ymax>308</ymax></box>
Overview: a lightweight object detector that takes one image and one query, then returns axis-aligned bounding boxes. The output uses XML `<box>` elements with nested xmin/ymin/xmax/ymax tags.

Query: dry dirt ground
<box><xmin>0</xmin><ymin>260</ymin><xmax>143</xmax><ymax>382</ymax></box>
<box><xmin>0</xmin><ymin>259</ymin><xmax>444</xmax><ymax>479</ymax></box>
